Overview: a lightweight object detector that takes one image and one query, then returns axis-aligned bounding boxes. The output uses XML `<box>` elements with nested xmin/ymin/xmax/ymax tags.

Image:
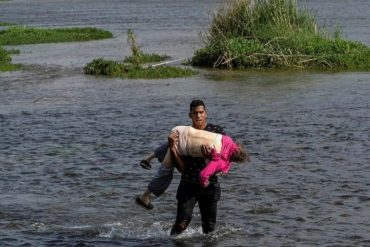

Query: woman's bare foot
<box><xmin>135</xmin><ymin>196</ymin><xmax>153</xmax><ymax>210</ymax></box>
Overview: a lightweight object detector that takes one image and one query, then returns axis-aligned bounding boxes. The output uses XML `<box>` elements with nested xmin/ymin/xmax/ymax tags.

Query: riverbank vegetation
<box><xmin>0</xmin><ymin>25</ymin><xmax>113</xmax><ymax>72</ymax></box>
<box><xmin>191</xmin><ymin>0</ymin><xmax>370</xmax><ymax>70</ymax></box>
<box><xmin>0</xmin><ymin>26</ymin><xmax>113</xmax><ymax>45</ymax></box>
<box><xmin>84</xmin><ymin>30</ymin><xmax>195</xmax><ymax>79</ymax></box>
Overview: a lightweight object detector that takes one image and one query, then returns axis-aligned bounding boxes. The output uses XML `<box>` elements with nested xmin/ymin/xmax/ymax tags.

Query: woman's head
<box><xmin>230</xmin><ymin>142</ymin><xmax>249</xmax><ymax>163</ymax></box>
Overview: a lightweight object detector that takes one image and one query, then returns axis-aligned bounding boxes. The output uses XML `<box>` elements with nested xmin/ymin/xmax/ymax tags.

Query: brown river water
<box><xmin>1</xmin><ymin>0</ymin><xmax>370</xmax><ymax>246</ymax></box>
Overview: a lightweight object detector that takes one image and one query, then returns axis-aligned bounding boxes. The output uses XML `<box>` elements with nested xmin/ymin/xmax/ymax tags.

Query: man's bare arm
<box><xmin>168</xmin><ymin>130</ymin><xmax>185</xmax><ymax>174</ymax></box>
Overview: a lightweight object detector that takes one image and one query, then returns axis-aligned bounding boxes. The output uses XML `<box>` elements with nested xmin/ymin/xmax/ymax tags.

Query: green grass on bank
<box><xmin>0</xmin><ymin>26</ymin><xmax>113</xmax><ymax>45</ymax></box>
<box><xmin>84</xmin><ymin>30</ymin><xmax>196</xmax><ymax>79</ymax></box>
<box><xmin>191</xmin><ymin>0</ymin><xmax>370</xmax><ymax>70</ymax></box>
<box><xmin>0</xmin><ymin>25</ymin><xmax>112</xmax><ymax>72</ymax></box>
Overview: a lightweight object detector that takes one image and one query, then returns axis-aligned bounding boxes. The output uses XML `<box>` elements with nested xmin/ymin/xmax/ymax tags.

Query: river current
<box><xmin>1</xmin><ymin>0</ymin><xmax>370</xmax><ymax>246</ymax></box>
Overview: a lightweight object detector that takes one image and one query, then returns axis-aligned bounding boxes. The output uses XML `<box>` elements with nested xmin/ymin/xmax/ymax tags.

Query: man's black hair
<box><xmin>189</xmin><ymin>99</ymin><xmax>206</xmax><ymax>111</ymax></box>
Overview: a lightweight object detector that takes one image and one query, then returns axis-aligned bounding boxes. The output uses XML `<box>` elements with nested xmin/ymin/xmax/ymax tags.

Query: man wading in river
<box><xmin>170</xmin><ymin>99</ymin><xmax>226</xmax><ymax>235</ymax></box>
<box><xmin>136</xmin><ymin>99</ymin><xmax>226</xmax><ymax>234</ymax></box>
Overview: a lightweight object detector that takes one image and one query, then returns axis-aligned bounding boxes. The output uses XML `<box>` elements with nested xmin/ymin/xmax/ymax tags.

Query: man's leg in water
<box><xmin>198</xmin><ymin>197</ymin><xmax>218</xmax><ymax>233</ymax></box>
<box><xmin>198</xmin><ymin>182</ymin><xmax>220</xmax><ymax>233</ymax></box>
<box><xmin>170</xmin><ymin>197</ymin><xmax>197</xmax><ymax>235</ymax></box>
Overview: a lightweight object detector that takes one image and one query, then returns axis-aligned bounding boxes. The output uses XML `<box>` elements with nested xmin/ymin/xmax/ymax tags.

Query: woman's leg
<box><xmin>154</xmin><ymin>142</ymin><xmax>169</xmax><ymax>163</ymax></box>
<box><xmin>147</xmin><ymin>164</ymin><xmax>174</xmax><ymax>197</ymax></box>
<box><xmin>140</xmin><ymin>142</ymin><xmax>168</xmax><ymax>169</ymax></box>
<box><xmin>139</xmin><ymin>164</ymin><xmax>174</xmax><ymax>207</ymax></box>
<box><xmin>161</xmin><ymin>148</ymin><xmax>173</xmax><ymax>168</ymax></box>
<box><xmin>139</xmin><ymin>189</ymin><xmax>152</xmax><ymax>205</ymax></box>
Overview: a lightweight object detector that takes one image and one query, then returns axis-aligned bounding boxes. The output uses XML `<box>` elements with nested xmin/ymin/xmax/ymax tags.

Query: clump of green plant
<box><xmin>84</xmin><ymin>30</ymin><xmax>195</xmax><ymax>79</ymax></box>
<box><xmin>0</xmin><ymin>46</ymin><xmax>20</xmax><ymax>71</ymax></box>
<box><xmin>0</xmin><ymin>26</ymin><xmax>113</xmax><ymax>45</ymax></box>
<box><xmin>84</xmin><ymin>58</ymin><xmax>195</xmax><ymax>79</ymax></box>
<box><xmin>0</xmin><ymin>47</ymin><xmax>10</xmax><ymax>64</ymax></box>
<box><xmin>192</xmin><ymin>0</ymin><xmax>370</xmax><ymax>70</ymax></box>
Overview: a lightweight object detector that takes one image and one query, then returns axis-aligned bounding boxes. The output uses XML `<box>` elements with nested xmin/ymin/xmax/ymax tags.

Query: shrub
<box><xmin>192</xmin><ymin>0</ymin><xmax>370</xmax><ymax>70</ymax></box>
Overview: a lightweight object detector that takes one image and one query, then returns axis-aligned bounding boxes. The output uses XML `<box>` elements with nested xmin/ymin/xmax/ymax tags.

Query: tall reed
<box><xmin>124</xmin><ymin>29</ymin><xmax>169</xmax><ymax>64</ymax></box>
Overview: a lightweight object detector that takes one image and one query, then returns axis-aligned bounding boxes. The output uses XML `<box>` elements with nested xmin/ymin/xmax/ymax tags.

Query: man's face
<box><xmin>189</xmin><ymin>105</ymin><xmax>207</xmax><ymax>129</ymax></box>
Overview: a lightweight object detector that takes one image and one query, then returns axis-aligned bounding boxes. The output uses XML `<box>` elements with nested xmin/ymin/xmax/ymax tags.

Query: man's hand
<box><xmin>168</xmin><ymin>130</ymin><xmax>184</xmax><ymax>174</ymax></box>
<box><xmin>201</xmin><ymin>144</ymin><xmax>213</xmax><ymax>159</ymax></box>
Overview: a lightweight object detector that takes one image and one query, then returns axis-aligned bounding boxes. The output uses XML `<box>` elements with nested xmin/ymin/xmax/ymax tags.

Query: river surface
<box><xmin>1</xmin><ymin>0</ymin><xmax>370</xmax><ymax>246</ymax></box>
